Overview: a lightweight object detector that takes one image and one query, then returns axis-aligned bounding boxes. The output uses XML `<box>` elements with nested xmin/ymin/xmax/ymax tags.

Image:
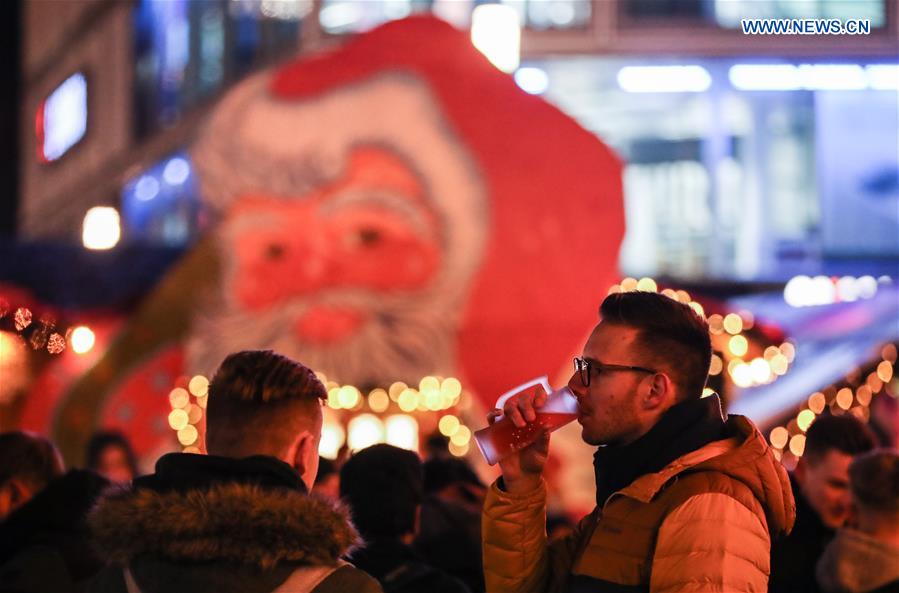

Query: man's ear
<box><xmin>642</xmin><ymin>372</ymin><xmax>673</xmax><ymax>411</ymax></box>
<box><xmin>0</xmin><ymin>478</ymin><xmax>35</xmax><ymax>519</ymax></box>
<box><xmin>286</xmin><ymin>431</ymin><xmax>313</xmax><ymax>473</ymax></box>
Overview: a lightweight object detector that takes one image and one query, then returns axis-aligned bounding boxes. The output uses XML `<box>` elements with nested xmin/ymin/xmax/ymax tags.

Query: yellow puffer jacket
<box><xmin>482</xmin><ymin>415</ymin><xmax>795</xmax><ymax>593</ymax></box>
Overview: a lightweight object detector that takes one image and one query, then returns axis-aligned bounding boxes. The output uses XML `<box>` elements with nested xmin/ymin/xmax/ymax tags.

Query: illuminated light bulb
<box><xmin>470</xmin><ymin>4</ymin><xmax>520</xmax><ymax>73</ymax></box>
<box><xmin>169</xmin><ymin>387</ymin><xmax>189</xmax><ymax>409</ymax></box>
<box><xmin>419</xmin><ymin>376</ymin><xmax>440</xmax><ymax>393</ymax></box>
<box><xmin>769</xmin><ymin>427</ymin><xmax>789</xmax><ymax>449</ymax></box>
<box><xmin>438</xmin><ymin>414</ymin><xmax>461</xmax><ymax>437</ymax></box>
<box><xmin>750</xmin><ymin>358</ymin><xmax>772</xmax><ymax>384</ymax></box>
<box><xmin>617</xmin><ymin>65</ymin><xmax>711</xmax><ymax>93</ymax></box>
<box><xmin>82</xmin><ymin>207</ymin><xmax>121</xmax><ymax>250</ymax></box>
<box><xmin>867</xmin><ymin>373</ymin><xmax>884</xmax><ymax>393</ymax></box>
<box><xmin>607</xmin><ymin>284</ymin><xmax>622</xmax><ymax>295</ymax></box>
<box><xmin>780</xmin><ymin>342</ymin><xmax>796</xmax><ymax>362</ymax></box>
<box><xmin>398</xmin><ymin>389</ymin><xmax>417</xmax><ymax>412</ymax></box>
<box><xmin>620</xmin><ymin>277</ymin><xmax>638</xmax><ymax>291</ymax></box>
<box><xmin>183</xmin><ymin>446</ymin><xmax>201</xmax><ymax>454</ymax></box>
<box><xmin>728</xmin><ymin>335</ymin><xmax>749</xmax><ymax>357</ymax></box>
<box><xmin>178</xmin><ymin>425</ymin><xmax>198</xmax><ymax>446</ymax></box>
<box><xmin>723</xmin><ymin>314</ymin><xmax>743</xmax><ymax>335</ymax></box>
<box><xmin>688</xmin><ymin>302</ymin><xmax>705</xmax><ymax>318</ymax></box>
<box><xmin>441</xmin><ymin>378</ymin><xmax>462</xmax><ymax>401</ymax></box>
<box><xmin>797</xmin><ymin>410</ymin><xmax>815</xmax><ymax>432</ymax></box>
<box><xmin>327</xmin><ymin>387</ymin><xmax>341</xmax><ymax>409</ymax></box>
<box><xmin>877</xmin><ymin>361</ymin><xmax>894</xmax><ymax>383</ymax></box>
<box><xmin>163</xmin><ymin>157</ymin><xmax>190</xmax><ymax>185</ymax></box>
<box><xmin>856</xmin><ymin>385</ymin><xmax>872</xmax><ymax>407</ymax></box>
<box><xmin>70</xmin><ymin>326</ymin><xmax>95</xmax><ymax>354</ymax></box>
<box><xmin>368</xmin><ymin>389</ymin><xmax>390</xmax><ymax>413</ymax></box>
<box><xmin>808</xmin><ymin>392</ymin><xmax>826</xmax><ymax>414</ymax></box>
<box><xmin>514</xmin><ymin>67</ymin><xmax>549</xmax><ymax>95</ymax></box>
<box><xmin>168</xmin><ymin>409</ymin><xmax>189</xmax><ymax>430</ymax></box>
<box><xmin>882</xmin><ymin>343</ymin><xmax>898</xmax><ymax>363</ymax></box>
<box><xmin>425</xmin><ymin>390</ymin><xmax>442</xmax><ymax>410</ymax></box>
<box><xmin>450</xmin><ymin>425</ymin><xmax>472</xmax><ymax>447</ymax></box>
<box><xmin>770</xmin><ymin>354</ymin><xmax>789</xmax><ymax>376</ymax></box>
<box><xmin>731</xmin><ymin>363</ymin><xmax>753</xmax><ymax>388</ymax></box>
<box><xmin>347</xmin><ymin>414</ymin><xmax>385</xmax><ymax>451</ymax></box>
<box><xmin>319</xmin><ymin>422</ymin><xmax>346</xmax><ymax>459</ymax></box>
<box><xmin>636</xmin><ymin>277</ymin><xmax>658</xmax><ymax>292</ymax></box>
<box><xmin>701</xmin><ymin>388</ymin><xmax>716</xmax><ymax>398</ymax></box>
<box><xmin>763</xmin><ymin>346</ymin><xmax>780</xmax><ymax>361</ymax></box>
<box><xmin>338</xmin><ymin>386</ymin><xmax>360</xmax><ymax>409</ymax></box>
<box><xmin>389</xmin><ymin>382</ymin><xmax>407</xmax><ymax>402</ymax></box>
<box><xmin>661</xmin><ymin>288</ymin><xmax>679</xmax><ymax>300</ymax></box>
<box><xmin>187</xmin><ymin>404</ymin><xmax>203</xmax><ymax>425</ymax></box>
<box><xmin>197</xmin><ymin>394</ymin><xmax>208</xmax><ymax>409</ymax></box>
<box><xmin>707</xmin><ymin>314</ymin><xmax>724</xmax><ymax>334</ymax></box>
<box><xmin>188</xmin><ymin>375</ymin><xmax>209</xmax><ymax>397</ymax></box>
<box><xmin>789</xmin><ymin>434</ymin><xmax>806</xmax><ymax>457</ymax></box>
<box><xmin>836</xmin><ymin>388</ymin><xmax>854</xmax><ymax>410</ymax></box>
<box><xmin>709</xmin><ymin>355</ymin><xmax>723</xmax><ymax>376</ymax></box>
<box><xmin>675</xmin><ymin>290</ymin><xmax>692</xmax><ymax>303</ymax></box>
<box><xmin>449</xmin><ymin>441</ymin><xmax>470</xmax><ymax>457</ymax></box>
<box><xmin>385</xmin><ymin>414</ymin><xmax>419</xmax><ymax>451</ymax></box>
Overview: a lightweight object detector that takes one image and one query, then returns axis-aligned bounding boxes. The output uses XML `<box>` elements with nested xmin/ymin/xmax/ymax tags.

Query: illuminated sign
<box><xmin>36</xmin><ymin>72</ymin><xmax>87</xmax><ymax>162</ymax></box>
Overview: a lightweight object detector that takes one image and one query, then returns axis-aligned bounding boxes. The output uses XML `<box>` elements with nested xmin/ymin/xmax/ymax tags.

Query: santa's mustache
<box><xmin>187</xmin><ymin>291</ymin><xmax>459</xmax><ymax>389</ymax></box>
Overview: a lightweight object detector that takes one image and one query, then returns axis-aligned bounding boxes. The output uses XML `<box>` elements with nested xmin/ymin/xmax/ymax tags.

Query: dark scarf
<box><xmin>594</xmin><ymin>395</ymin><xmax>726</xmax><ymax>506</ymax></box>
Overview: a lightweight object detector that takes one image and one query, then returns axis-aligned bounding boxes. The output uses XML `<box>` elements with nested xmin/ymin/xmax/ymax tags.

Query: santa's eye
<box><xmin>265</xmin><ymin>243</ymin><xmax>285</xmax><ymax>260</ymax></box>
<box><xmin>358</xmin><ymin>228</ymin><xmax>381</xmax><ymax>246</ymax></box>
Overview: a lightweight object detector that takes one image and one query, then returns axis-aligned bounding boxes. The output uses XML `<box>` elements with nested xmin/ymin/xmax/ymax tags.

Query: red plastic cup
<box><xmin>473</xmin><ymin>376</ymin><xmax>578</xmax><ymax>466</ymax></box>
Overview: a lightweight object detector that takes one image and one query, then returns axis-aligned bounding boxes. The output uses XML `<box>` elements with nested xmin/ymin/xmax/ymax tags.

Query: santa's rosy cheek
<box><xmin>229</xmin><ymin>215</ymin><xmax>441</xmax><ymax>311</ymax></box>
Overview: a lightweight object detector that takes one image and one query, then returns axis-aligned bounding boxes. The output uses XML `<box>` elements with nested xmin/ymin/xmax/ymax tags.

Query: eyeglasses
<box><xmin>573</xmin><ymin>357</ymin><xmax>657</xmax><ymax>387</ymax></box>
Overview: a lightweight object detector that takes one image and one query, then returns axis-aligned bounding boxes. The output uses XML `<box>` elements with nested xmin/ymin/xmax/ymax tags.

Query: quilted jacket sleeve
<box><xmin>482</xmin><ymin>479</ymin><xmax>584</xmax><ymax>593</ymax></box>
<box><xmin>650</xmin><ymin>493</ymin><xmax>771</xmax><ymax>593</ymax></box>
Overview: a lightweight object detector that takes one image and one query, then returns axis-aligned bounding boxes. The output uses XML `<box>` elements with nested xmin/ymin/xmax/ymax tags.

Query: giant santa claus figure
<box><xmin>35</xmin><ymin>16</ymin><xmax>624</xmax><ymax>474</ymax></box>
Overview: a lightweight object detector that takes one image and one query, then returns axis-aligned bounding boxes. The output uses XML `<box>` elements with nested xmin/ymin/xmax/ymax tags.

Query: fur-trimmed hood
<box><xmin>89</xmin><ymin>454</ymin><xmax>360</xmax><ymax>570</ymax></box>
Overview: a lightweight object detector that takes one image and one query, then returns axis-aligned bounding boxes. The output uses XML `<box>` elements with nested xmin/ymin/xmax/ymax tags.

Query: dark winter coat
<box><xmin>0</xmin><ymin>469</ymin><xmax>109</xmax><ymax>593</ymax></box>
<box><xmin>349</xmin><ymin>538</ymin><xmax>470</xmax><ymax>593</ymax></box>
<box><xmin>86</xmin><ymin>453</ymin><xmax>381</xmax><ymax>593</ymax></box>
<box><xmin>770</xmin><ymin>473</ymin><xmax>835</xmax><ymax>593</ymax></box>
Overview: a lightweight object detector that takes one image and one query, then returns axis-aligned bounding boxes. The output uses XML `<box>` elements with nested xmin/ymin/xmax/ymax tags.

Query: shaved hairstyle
<box><xmin>205</xmin><ymin>350</ymin><xmax>327</xmax><ymax>458</ymax></box>
<box><xmin>599</xmin><ymin>291</ymin><xmax>712</xmax><ymax>401</ymax></box>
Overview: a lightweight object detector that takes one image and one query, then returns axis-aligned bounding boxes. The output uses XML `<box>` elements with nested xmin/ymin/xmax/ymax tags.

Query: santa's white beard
<box><xmin>186</xmin><ymin>291</ymin><xmax>459</xmax><ymax>389</ymax></box>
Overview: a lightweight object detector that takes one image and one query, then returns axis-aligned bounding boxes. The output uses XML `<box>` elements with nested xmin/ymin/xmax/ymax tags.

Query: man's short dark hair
<box><xmin>599</xmin><ymin>291</ymin><xmax>712</xmax><ymax>400</ymax></box>
<box><xmin>206</xmin><ymin>350</ymin><xmax>326</xmax><ymax>458</ymax></box>
<box><xmin>0</xmin><ymin>431</ymin><xmax>64</xmax><ymax>490</ymax></box>
<box><xmin>340</xmin><ymin>444</ymin><xmax>422</xmax><ymax>540</ymax></box>
<box><xmin>849</xmin><ymin>449</ymin><xmax>899</xmax><ymax>513</ymax></box>
<box><xmin>804</xmin><ymin>414</ymin><xmax>877</xmax><ymax>463</ymax></box>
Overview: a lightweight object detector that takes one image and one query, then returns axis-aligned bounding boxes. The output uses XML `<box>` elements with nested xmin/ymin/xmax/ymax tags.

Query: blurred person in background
<box><xmin>816</xmin><ymin>449</ymin><xmax>899</xmax><ymax>593</ymax></box>
<box><xmin>482</xmin><ymin>291</ymin><xmax>795</xmax><ymax>592</ymax></box>
<box><xmin>341</xmin><ymin>444</ymin><xmax>470</xmax><ymax>593</ymax></box>
<box><xmin>417</xmin><ymin>456</ymin><xmax>486</xmax><ymax>593</ymax></box>
<box><xmin>312</xmin><ymin>457</ymin><xmax>340</xmax><ymax>500</ymax></box>
<box><xmin>85</xmin><ymin>431</ymin><xmax>139</xmax><ymax>484</ymax></box>
<box><xmin>0</xmin><ymin>431</ymin><xmax>108</xmax><ymax>593</ymax></box>
<box><xmin>770</xmin><ymin>414</ymin><xmax>878</xmax><ymax>593</ymax></box>
<box><xmin>87</xmin><ymin>351</ymin><xmax>381</xmax><ymax>593</ymax></box>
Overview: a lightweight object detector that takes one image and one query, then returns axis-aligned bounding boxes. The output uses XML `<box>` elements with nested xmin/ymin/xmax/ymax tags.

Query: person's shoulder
<box><xmin>314</xmin><ymin>564</ymin><xmax>383</xmax><ymax>593</ymax></box>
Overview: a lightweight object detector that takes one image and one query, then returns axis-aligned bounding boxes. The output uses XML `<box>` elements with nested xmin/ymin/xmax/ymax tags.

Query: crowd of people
<box><xmin>1</xmin><ymin>292</ymin><xmax>897</xmax><ymax>593</ymax></box>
